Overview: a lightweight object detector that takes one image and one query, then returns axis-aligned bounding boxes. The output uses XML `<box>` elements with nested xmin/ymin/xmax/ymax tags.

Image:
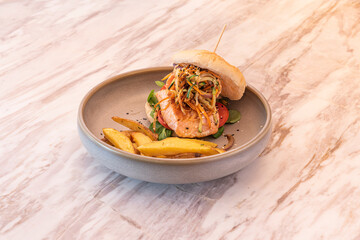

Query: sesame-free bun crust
<box><xmin>172</xmin><ymin>49</ymin><xmax>246</xmax><ymax>100</ymax></box>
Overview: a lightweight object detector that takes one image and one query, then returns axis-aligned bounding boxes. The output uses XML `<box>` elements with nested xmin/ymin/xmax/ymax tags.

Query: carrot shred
<box><xmin>202</xmin><ymin>85</ymin><xmax>212</xmax><ymax>91</ymax></box>
<box><xmin>186</xmin><ymin>79</ymin><xmax>207</xmax><ymax>95</ymax></box>
<box><xmin>192</xmin><ymin>85</ymin><xmax>204</xmax><ymax>94</ymax></box>
<box><xmin>154</xmin><ymin>96</ymin><xmax>170</xmax><ymax>109</ymax></box>
<box><xmin>187</xmin><ymin>101</ymin><xmax>203</xmax><ymax>132</ymax></box>
<box><xmin>186</xmin><ymin>101</ymin><xmax>197</xmax><ymax>111</ymax></box>
<box><xmin>170</xmin><ymin>83</ymin><xmax>175</xmax><ymax>90</ymax></box>
<box><xmin>198</xmin><ymin>104</ymin><xmax>211</xmax><ymax>128</ymax></box>
<box><xmin>162</xmin><ymin>72</ymin><xmax>172</xmax><ymax>81</ymax></box>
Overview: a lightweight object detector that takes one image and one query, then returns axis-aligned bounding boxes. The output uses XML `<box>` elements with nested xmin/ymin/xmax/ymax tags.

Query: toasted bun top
<box><xmin>172</xmin><ymin>49</ymin><xmax>246</xmax><ymax>100</ymax></box>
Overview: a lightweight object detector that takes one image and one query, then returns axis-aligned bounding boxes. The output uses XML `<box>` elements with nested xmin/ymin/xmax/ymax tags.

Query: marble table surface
<box><xmin>1</xmin><ymin>0</ymin><xmax>360</xmax><ymax>239</ymax></box>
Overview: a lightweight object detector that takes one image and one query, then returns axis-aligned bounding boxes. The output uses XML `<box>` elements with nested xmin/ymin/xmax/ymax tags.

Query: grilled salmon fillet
<box><xmin>156</xmin><ymin>90</ymin><xmax>219</xmax><ymax>138</ymax></box>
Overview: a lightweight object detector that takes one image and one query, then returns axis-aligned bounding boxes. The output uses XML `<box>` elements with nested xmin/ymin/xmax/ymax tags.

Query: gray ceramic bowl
<box><xmin>78</xmin><ymin>67</ymin><xmax>272</xmax><ymax>184</ymax></box>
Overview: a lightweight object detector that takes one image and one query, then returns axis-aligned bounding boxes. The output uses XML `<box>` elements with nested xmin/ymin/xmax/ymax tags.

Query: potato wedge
<box><xmin>155</xmin><ymin>153</ymin><xmax>203</xmax><ymax>158</ymax></box>
<box><xmin>101</xmin><ymin>137</ymin><xmax>114</xmax><ymax>146</ymax></box>
<box><xmin>112</xmin><ymin>116</ymin><xmax>158</xmax><ymax>141</ymax></box>
<box><xmin>131</xmin><ymin>132</ymin><xmax>152</xmax><ymax>146</ymax></box>
<box><xmin>119</xmin><ymin>130</ymin><xmax>135</xmax><ymax>138</ymax></box>
<box><xmin>167</xmin><ymin>153</ymin><xmax>204</xmax><ymax>158</ymax></box>
<box><xmin>132</xmin><ymin>142</ymin><xmax>140</xmax><ymax>154</ymax></box>
<box><xmin>103</xmin><ymin>128</ymin><xmax>135</xmax><ymax>154</ymax></box>
<box><xmin>214</xmin><ymin>148</ymin><xmax>226</xmax><ymax>154</ymax></box>
<box><xmin>137</xmin><ymin>137</ymin><xmax>221</xmax><ymax>156</ymax></box>
<box><xmin>181</xmin><ymin>138</ymin><xmax>218</xmax><ymax>148</ymax></box>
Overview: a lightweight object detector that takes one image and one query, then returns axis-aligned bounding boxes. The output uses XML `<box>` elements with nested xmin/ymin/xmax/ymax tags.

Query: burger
<box><xmin>146</xmin><ymin>49</ymin><xmax>246</xmax><ymax>139</ymax></box>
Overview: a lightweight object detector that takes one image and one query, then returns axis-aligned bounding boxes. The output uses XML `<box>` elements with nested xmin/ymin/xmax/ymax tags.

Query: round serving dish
<box><xmin>78</xmin><ymin>67</ymin><xmax>272</xmax><ymax>184</ymax></box>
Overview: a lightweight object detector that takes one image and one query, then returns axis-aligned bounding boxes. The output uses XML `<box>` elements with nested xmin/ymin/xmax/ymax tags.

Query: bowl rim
<box><xmin>78</xmin><ymin>66</ymin><xmax>272</xmax><ymax>165</ymax></box>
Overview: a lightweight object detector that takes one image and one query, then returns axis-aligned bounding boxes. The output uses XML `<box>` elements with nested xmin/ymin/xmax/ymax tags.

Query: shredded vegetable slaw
<box><xmin>157</xmin><ymin>64</ymin><xmax>222</xmax><ymax>132</ymax></box>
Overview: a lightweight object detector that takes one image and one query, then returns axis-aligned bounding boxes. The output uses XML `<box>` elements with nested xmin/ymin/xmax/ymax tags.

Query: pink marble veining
<box><xmin>1</xmin><ymin>0</ymin><xmax>360</xmax><ymax>239</ymax></box>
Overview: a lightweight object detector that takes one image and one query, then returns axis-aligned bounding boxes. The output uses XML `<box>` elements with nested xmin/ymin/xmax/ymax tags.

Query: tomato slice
<box><xmin>157</xmin><ymin>110</ymin><xmax>172</xmax><ymax>130</ymax></box>
<box><xmin>216</xmin><ymin>102</ymin><xmax>229</xmax><ymax>127</ymax></box>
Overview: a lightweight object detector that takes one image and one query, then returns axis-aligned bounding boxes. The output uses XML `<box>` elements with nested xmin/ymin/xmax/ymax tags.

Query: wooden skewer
<box><xmin>213</xmin><ymin>24</ymin><xmax>227</xmax><ymax>53</ymax></box>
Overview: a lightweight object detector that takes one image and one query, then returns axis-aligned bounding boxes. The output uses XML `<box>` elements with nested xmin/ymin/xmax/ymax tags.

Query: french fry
<box><xmin>101</xmin><ymin>137</ymin><xmax>114</xmax><ymax>146</ymax></box>
<box><xmin>119</xmin><ymin>130</ymin><xmax>135</xmax><ymax>138</ymax></box>
<box><xmin>102</xmin><ymin>118</ymin><xmax>225</xmax><ymax>158</ymax></box>
<box><xmin>146</xmin><ymin>153</ymin><xmax>206</xmax><ymax>159</ymax></box>
<box><xmin>137</xmin><ymin>137</ymin><xmax>222</xmax><ymax>157</ymax></box>
<box><xmin>214</xmin><ymin>148</ymin><xmax>226</xmax><ymax>154</ymax></box>
<box><xmin>112</xmin><ymin>116</ymin><xmax>158</xmax><ymax>141</ymax></box>
<box><xmin>131</xmin><ymin>132</ymin><xmax>153</xmax><ymax>146</ymax></box>
<box><xmin>132</xmin><ymin>142</ymin><xmax>140</xmax><ymax>154</ymax></box>
<box><xmin>155</xmin><ymin>153</ymin><xmax>203</xmax><ymax>158</ymax></box>
<box><xmin>103</xmin><ymin>128</ymin><xmax>135</xmax><ymax>154</ymax></box>
<box><xmin>167</xmin><ymin>153</ymin><xmax>204</xmax><ymax>158</ymax></box>
<box><xmin>181</xmin><ymin>138</ymin><xmax>218</xmax><ymax>148</ymax></box>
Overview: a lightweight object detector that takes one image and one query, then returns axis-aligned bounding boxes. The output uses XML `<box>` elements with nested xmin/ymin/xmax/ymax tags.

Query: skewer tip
<box><xmin>213</xmin><ymin>24</ymin><xmax>227</xmax><ymax>53</ymax></box>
